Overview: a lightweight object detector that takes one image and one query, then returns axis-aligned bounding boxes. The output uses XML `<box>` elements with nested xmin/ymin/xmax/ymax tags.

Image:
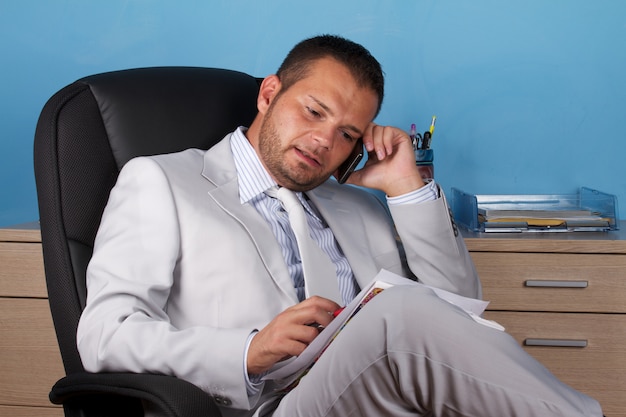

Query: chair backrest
<box><xmin>34</xmin><ymin>67</ymin><xmax>261</xmax><ymax>376</ymax></box>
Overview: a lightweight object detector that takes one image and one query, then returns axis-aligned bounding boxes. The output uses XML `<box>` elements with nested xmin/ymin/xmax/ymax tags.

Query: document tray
<box><xmin>451</xmin><ymin>187</ymin><xmax>619</xmax><ymax>233</ymax></box>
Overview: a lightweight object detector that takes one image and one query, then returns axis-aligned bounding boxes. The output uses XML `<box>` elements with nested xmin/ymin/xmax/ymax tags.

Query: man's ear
<box><xmin>257</xmin><ymin>75</ymin><xmax>281</xmax><ymax>114</ymax></box>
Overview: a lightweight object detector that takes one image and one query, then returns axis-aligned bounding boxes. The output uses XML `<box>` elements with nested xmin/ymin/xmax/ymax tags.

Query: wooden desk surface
<box><xmin>3</xmin><ymin>220</ymin><xmax>626</xmax><ymax>252</ymax></box>
<box><xmin>0</xmin><ymin>222</ymin><xmax>41</xmax><ymax>243</ymax></box>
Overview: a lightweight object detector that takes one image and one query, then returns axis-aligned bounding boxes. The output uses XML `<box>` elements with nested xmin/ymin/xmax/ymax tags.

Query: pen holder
<box><xmin>415</xmin><ymin>149</ymin><xmax>434</xmax><ymax>182</ymax></box>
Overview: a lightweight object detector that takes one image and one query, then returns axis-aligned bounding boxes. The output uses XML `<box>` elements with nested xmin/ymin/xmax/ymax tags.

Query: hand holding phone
<box><xmin>336</xmin><ymin>138</ymin><xmax>364</xmax><ymax>184</ymax></box>
<box><xmin>343</xmin><ymin>124</ymin><xmax>425</xmax><ymax>196</ymax></box>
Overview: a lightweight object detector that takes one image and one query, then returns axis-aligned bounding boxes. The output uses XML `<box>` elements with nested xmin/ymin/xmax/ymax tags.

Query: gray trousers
<box><xmin>271</xmin><ymin>285</ymin><xmax>603</xmax><ymax>417</ymax></box>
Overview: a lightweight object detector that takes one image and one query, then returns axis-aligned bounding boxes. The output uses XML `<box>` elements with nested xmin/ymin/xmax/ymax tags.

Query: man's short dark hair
<box><xmin>276</xmin><ymin>35</ymin><xmax>385</xmax><ymax>116</ymax></box>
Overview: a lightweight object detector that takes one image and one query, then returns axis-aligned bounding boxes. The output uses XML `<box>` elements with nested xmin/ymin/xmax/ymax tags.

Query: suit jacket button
<box><xmin>213</xmin><ymin>395</ymin><xmax>232</xmax><ymax>406</ymax></box>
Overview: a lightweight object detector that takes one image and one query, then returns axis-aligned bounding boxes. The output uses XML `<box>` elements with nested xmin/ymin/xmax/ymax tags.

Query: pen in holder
<box><xmin>415</xmin><ymin>149</ymin><xmax>434</xmax><ymax>182</ymax></box>
<box><xmin>410</xmin><ymin>116</ymin><xmax>436</xmax><ymax>182</ymax></box>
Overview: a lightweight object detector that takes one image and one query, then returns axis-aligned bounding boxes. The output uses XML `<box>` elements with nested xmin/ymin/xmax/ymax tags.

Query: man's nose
<box><xmin>311</xmin><ymin>126</ymin><xmax>334</xmax><ymax>150</ymax></box>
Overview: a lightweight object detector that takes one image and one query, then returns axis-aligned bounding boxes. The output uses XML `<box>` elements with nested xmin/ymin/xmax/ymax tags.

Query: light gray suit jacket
<box><xmin>77</xmin><ymin>133</ymin><xmax>480</xmax><ymax>416</ymax></box>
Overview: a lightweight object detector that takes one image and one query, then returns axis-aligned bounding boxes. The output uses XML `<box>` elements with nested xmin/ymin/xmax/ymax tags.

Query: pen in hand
<box><xmin>307</xmin><ymin>307</ymin><xmax>345</xmax><ymax>333</ymax></box>
<box><xmin>306</xmin><ymin>322</ymin><xmax>325</xmax><ymax>332</ymax></box>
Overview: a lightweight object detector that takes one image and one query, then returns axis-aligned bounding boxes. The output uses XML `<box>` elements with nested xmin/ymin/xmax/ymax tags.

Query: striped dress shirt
<box><xmin>229</xmin><ymin>127</ymin><xmax>437</xmax><ymax>305</ymax></box>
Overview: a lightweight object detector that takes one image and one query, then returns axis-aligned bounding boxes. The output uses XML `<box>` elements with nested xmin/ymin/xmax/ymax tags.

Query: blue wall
<box><xmin>1</xmin><ymin>0</ymin><xmax>625</xmax><ymax>227</ymax></box>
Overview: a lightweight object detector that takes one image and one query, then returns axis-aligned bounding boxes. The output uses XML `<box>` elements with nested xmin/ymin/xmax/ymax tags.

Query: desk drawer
<box><xmin>0</xmin><ymin>299</ymin><xmax>64</xmax><ymax>408</ymax></box>
<box><xmin>471</xmin><ymin>252</ymin><xmax>626</xmax><ymax>313</ymax></box>
<box><xmin>485</xmin><ymin>311</ymin><xmax>626</xmax><ymax>416</ymax></box>
<box><xmin>0</xmin><ymin>242</ymin><xmax>46</xmax><ymax>298</ymax></box>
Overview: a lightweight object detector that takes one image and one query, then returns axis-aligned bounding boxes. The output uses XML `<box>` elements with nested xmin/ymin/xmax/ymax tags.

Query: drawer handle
<box><xmin>524</xmin><ymin>280</ymin><xmax>588</xmax><ymax>288</ymax></box>
<box><xmin>524</xmin><ymin>338</ymin><xmax>588</xmax><ymax>348</ymax></box>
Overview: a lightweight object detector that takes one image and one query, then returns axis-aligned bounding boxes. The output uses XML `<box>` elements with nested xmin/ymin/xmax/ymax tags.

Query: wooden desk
<box><xmin>2</xmin><ymin>221</ymin><xmax>624</xmax><ymax>415</ymax></box>
<box><xmin>0</xmin><ymin>223</ymin><xmax>63</xmax><ymax>417</ymax></box>
<box><xmin>462</xmin><ymin>223</ymin><xmax>626</xmax><ymax>416</ymax></box>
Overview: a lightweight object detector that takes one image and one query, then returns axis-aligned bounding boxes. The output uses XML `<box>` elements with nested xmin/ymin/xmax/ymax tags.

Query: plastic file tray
<box><xmin>451</xmin><ymin>187</ymin><xmax>619</xmax><ymax>233</ymax></box>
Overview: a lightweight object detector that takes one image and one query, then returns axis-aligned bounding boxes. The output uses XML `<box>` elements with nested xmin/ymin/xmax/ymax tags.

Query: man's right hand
<box><xmin>247</xmin><ymin>296</ymin><xmax>341</xmax><ymax>375</ymax></box>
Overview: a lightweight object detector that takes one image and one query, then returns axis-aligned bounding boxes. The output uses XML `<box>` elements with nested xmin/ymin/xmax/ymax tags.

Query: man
<box><xmin>77</xmin><ymin>35</ymin><xmax>603</xmax><ymax>416</ymax></box>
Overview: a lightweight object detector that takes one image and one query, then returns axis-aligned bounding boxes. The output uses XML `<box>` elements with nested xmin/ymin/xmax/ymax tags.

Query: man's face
<box><xmin>255</xmin><ymin>58</ymin><xmax>379</xmax><ymax>191</ymax></box>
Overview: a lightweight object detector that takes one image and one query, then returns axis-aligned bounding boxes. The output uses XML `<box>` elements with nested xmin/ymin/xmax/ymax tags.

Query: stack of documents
<box><xmin>478</xmin><ymin>208</ymin><xmax>610</xmax><ymax>231</ymax></box>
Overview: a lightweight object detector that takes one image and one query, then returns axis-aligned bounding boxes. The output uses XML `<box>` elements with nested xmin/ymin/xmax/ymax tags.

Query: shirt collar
<box><xmin>230</xmin><ymin>127</ymin><xmax>277</xmax><ymax>204</ymax></box>
<box><xmin>229</xmin><ymin>128</ymin><xmax>322</xmax><ymax>223</ymax></box>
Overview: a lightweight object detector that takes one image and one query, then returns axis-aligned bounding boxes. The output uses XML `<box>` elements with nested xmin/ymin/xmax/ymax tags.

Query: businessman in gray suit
<box><xmin>77</xmin><ymin>35</ymin><xmax>603</xmax><ymax>416</ymax></box>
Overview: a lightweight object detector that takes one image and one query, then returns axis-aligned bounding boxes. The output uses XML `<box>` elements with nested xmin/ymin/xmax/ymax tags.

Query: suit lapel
<box><xmin>200</xmin><ymin>135</ymin><xmax>384</xmax><ymax>299</ymax></box>
<box><xmin>201</xmin><ymin>136</ymin><xmax>299</xmax><ymax>303</ymax></box>
<box><xmin>307</xmin><ymin>184</ymin><xmax>380</xmax><ymax>290</ymax></box>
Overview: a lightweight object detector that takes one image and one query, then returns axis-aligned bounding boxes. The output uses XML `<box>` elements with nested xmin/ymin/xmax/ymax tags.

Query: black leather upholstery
<box><xmin>34</xmin><ymin>67</ymin><xmax>261</xmax><ymax>417</ymax></box>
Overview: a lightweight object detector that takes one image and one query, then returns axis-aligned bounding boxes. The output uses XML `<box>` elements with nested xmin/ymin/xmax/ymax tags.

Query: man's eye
<box><xmin>341</xmin><ymin>131</ymin><xmax>355</xmax><ymax>142</ymax></box>
<box><xmin>307</xmin><ymin>107</ymin><xmax>321</xmax><ymax>118</ymax></box>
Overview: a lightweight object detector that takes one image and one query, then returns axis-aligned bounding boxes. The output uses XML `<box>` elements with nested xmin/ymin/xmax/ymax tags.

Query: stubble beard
<box><xmin>257</xmin><ymin>106</ymin><xmax>330</xmax><ymax>192</ymax></box>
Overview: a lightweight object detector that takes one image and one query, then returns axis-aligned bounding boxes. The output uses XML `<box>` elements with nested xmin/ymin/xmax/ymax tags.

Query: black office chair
<box><xmin>34</xmin><ymin>67</ymin><xmax>261</xmax><ymax>417</ymax></box>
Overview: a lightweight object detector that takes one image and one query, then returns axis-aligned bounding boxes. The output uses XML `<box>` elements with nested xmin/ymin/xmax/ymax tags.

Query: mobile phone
<box><xmin>336</xmin><ymin>138</ymin><xmax>364</xmax><ymax>184</ymax></box>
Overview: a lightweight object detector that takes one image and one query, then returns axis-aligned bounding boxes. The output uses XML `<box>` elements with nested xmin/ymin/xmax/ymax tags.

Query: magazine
<box><xmin>262</xmin><ymin>269</ymin><xmax>502</xmax><ymax>388</ymax></box>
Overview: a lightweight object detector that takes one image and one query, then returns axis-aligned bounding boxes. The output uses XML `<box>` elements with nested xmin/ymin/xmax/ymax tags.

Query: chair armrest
<box><xmin>50</xmin><ymin>372</ymin><xmax>222</xmax><ymax>417</ymax></box>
